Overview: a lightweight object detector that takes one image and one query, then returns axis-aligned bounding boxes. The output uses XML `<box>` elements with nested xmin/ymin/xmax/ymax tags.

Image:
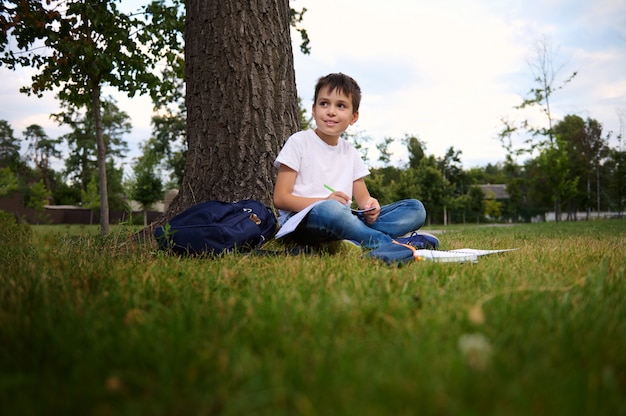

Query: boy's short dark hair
<box><xmin>314</xmin><ymin>73</ymin><xmax>362</xmax><ymax>112</ymax></box>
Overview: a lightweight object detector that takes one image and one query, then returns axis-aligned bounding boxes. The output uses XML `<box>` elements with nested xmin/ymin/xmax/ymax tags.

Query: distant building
<box><xmin>478</xmin><ymin>184</ymin><xmax>509</xmax><ymax>200</ymax></box>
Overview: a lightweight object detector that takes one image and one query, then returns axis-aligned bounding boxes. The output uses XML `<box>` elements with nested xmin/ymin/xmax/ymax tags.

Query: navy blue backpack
<box><xmin>154</xmin><ymin>200</ymin><xmax>277</xmax><ymax>255</ymax></box>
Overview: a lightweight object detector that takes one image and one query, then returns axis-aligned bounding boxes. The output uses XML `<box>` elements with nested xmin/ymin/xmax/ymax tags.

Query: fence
<box><xmin>0</xmin><ymin>193</ymin><xmax>162</xmax><ymax>225</ymax></box>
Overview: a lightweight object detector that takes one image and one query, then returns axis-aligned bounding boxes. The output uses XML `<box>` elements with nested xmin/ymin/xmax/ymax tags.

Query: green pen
<box><xmin>323</xmin><ymin>184</ymin><xmax>336</xmax><ymax>193</ymax></box>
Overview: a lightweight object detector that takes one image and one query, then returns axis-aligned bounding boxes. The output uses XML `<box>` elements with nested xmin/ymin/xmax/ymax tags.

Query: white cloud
<box><xmin>292</xmin><ymin>0</ymin><xmax>534</xmax><ymax>166</ymax></box>
<box><xmin>0</xmin><ymin>67</ymin><xmax>67</xmax><ymax>138</ymax></box>
<box><xmin>291</xmin><ymin>0</ymin><xmax>626</xmax><ymax>166</ymax></box>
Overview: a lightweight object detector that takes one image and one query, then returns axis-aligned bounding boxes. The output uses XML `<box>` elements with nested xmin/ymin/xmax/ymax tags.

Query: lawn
<box><xmin>1</xmin><ymin>214</ymin><xmax>625</xmax><ymax>415</ymax></box>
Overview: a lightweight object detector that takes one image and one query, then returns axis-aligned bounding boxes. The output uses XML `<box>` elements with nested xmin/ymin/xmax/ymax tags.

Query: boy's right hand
<box><xmin>327</xmin><ymin>191</ymin><xmax>351</xmax><ymax>206</ymax></box>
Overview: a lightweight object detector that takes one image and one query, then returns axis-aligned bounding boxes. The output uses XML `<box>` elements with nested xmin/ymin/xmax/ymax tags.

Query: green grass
<box><xmin>1</xmin><ymin>213</ymin><xmax>625</xmax><ymax>415</ymax></box>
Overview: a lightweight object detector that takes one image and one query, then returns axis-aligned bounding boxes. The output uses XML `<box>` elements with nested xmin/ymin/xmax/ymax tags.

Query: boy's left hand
<box><xmin>361</xmin><ymin>197</ymin><xmax>380</xmax><ymax>224</ymax></box>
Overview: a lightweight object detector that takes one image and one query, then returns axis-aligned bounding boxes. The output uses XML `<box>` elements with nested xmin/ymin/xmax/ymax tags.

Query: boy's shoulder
<box><xmin>288</xmin><ymin>129</ymin><xmax>353</xmax><ymax>147</ymax></box>
<box><xmin>283</xmin><ymin>129</ymin><xmax>317</xmax><ymax>149</ymax></box>
<box><xmin>288</xmin><ymin>129</ymin><xmax>316</xmax><ymax>141</ymax></box>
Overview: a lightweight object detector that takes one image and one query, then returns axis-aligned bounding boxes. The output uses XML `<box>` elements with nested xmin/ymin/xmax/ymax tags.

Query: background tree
<box><xmin>104</xmin><ymin>159</ymin><xmax>127</xmax><ymax>212</ymax></box>
<box><xmin>496</xmin><ymin>36</ymin><xmax>577</xmax><ymax>222</ymax></box>
<box><xmin>452</xmin><ymin>193</ymin><xmax>471</xmax><ymax>224</ymax></box>
<box><xmin>82</xmin><ymin>176</ymin><xmax>100</xmax><ymax>226</ymax></box>
<box><xmin>141</xmin><ymin>0</ymin><xmax>187</xmax><ymax>191</ymax></box>
<box><xmin>484</xmin><ymin>197</ymin><xmax>503</xmax><ymax>221</ymax></box>
<box><xmin>290</xmin><ymin>5</ymin><xmax>311</xmax><ymax>55</ymax></box>
<box><xmin>297</xmin><ymin>97</ymin><xmax>313</xmax><ymax>131</ymax></box>
<box><xmin>24</xmin><ymin>180</ymin><xmax>50</xmax><ymax>223</ymax></box>
<box><xmin>553</xmin><ymin>115</ymin><xmax>608</xmax><ymax>219</ymax></box>
<box><xmin>51</xmin><ymin>173</ymin><xmax>82</xmax><ymax>206</ymax></box>
<box><xmin>498</xmin><ymin>36</ymin><xmax>576</xmax><ymax>165</ymax></box>
<box><xmin>23</xmin><ymin>124</ymin><xmax>61</xmax><ymax>196</ymax></box>
<box><xmin>395</xmin><ymin>168</ymin><xmax>422</xmax><ymax>203</ymax></box>
<box><xmin>55</xmin><ymin>99</ymin><xmax>130</xmax><ymax>197</ymax></box>
<box><xmin>165</xmin><ymin>0</ymin><xmax>300</xmax><ymax>217</ymax></box>
<box><xmin>515</xmin><ymin>35</ymin><xmax>577</xmax><ymax>148</ymax></box>
<box><xmin>343</xmin><ymin>129</ymin><xmax>372</xmax><ymax>164</ymax></box>
<box><xmin>606</xmin><ymin>146</ymin><xmax>626</xmax><ymax>216</ymax></box>
<box><xmin>502</xmin><ymin>161</ymin><xmax>525</xmax><ymax>222</ymax></box>
<box><xmin>130</xmin><ymin>140</ymin><xmax>164</xmax><ymax>226</ymax></box>
<box><xmin>146</xmin><ymin>114</ymin><xmax>187</xmax><ymax>190</ymax></box>
<box><xmin>1</xmin><ymin>0</ymin><xmax>166</xmax><ymax>235</ymax></box>
<box><xmin>376</xmin><ymin>137</ymin><xmax>395</xmax><ymax>166</ymax></box>
<box><xmin>0</xmin><ymin>167</ymin><xmax>18</xmax><ymax>198</ymax></box>
<box><xmin>405</xmin><ymin>135</ymin><xmax>425</xmax><ymax>169</ymax></box>
<box><xmin>607</xmin><ymin>111</ymin><xmax>625</xmax><ymax>216</ymax></box>
<box><xmin>0</xmin><ymin>120</ymin><xmax>21</xmax><ymax>172</ymax></box>
<box><xmin>0</xmin><ymin>120</ymin><xmax>33</xmax><ymax>202</ymax></box>
<box><xmin>364</xmin><ymin>168</ymin><xmax>396</xmax><ymax>206</ymax></box>
<box><xmin>437</xmin><ymin>147</ymin><xmax>465</xmax><ymax>225</ymax></box>
<box><xmin>414</xmin><ymin>156</ymin><xmax>446</xmax><ymax>225</ymax></box>
<box><xmin>467</xmin><ymin>186</ymin><xmax>486</xmax><ymax>224</ymax></box>
<box><xmin>536</xmin><ymin>137</ymin><xmax>579</xmax><ymax>221</ymax></box>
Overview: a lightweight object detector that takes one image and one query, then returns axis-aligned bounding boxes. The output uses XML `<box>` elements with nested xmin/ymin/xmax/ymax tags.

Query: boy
<box><xmin>273</xmin><ymin>73</ymin><xmax>438</xmax><ymax>250</ymax></box>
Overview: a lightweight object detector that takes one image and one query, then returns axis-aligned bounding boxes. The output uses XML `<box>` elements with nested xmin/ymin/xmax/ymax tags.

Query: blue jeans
<box><xmin>288</xmin><ymin>199</ymin><xmax>426</xmax><ymax>249</ymax></box>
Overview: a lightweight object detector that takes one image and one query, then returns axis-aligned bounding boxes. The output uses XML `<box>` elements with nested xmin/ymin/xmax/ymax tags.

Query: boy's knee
<box><xmin>405</xmin><ymin>199</ymin><xmax>424</xmax><ymax>211</ymax></box>
<box><xmin>406</xmin><ymin>199</ymin><xmax>427</xmax><ymax>227</ymax></box>
<box><xmin>399</xmin><ymin>199</ymin><xmax>425</xmax><ymax>215</ymax></box>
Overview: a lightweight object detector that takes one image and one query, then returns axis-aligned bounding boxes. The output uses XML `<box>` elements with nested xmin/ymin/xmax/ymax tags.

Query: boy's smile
<box><xmin>312</xmin><ymin>87</ymin><xmax>359</xmax><ymax>145</ymax></box>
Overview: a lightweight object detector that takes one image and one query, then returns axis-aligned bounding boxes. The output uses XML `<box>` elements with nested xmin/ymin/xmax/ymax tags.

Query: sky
<box><xmin>1</xmin><ymin>0</ymin><xmax>625</xmax><ymax>173</ymax></box>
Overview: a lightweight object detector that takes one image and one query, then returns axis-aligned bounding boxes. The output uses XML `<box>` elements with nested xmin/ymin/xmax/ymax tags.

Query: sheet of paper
<box><xmin>413</xmin><ymin>248</ymin><xmax>518</xmax><ymax>263</ymax></box>
<box><xmin>413</xmin><ymin>249</ymin><xmax>479</xmax><ymax>263</ymax></box>
<box><xmin>275</xmin><ymin>201</ymin><xmax>325</xmax><ymax>239</ymax></box>
<box><xmin>448</xmin><ymin>248</ymin><xmax>518</xmax><ymax>256</ymax></box>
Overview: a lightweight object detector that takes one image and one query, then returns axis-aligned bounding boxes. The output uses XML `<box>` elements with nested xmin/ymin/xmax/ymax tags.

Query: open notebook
<box><xmin>413</xmin><ymin>248</ymin><xmax>518</xmax><ymax>263</ymax></box>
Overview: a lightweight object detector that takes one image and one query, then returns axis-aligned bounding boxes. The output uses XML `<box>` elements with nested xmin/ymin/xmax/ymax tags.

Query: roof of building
<box><xmin>478</xmin><ymin>184</ymin><xmax>509</xmax><ymax>199</ymax></box>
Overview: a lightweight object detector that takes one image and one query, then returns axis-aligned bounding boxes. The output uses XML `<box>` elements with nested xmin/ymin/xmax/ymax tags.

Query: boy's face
<box><xmin>312</xmin><ymin>86</ymin><xmax>359</xmax><ymax>143</ymax></box>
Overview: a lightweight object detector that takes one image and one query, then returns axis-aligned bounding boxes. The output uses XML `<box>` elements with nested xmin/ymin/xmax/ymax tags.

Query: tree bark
<box><xmin>168</xmin><ymin>0</ymin><xmax>298</xmax><ymax>217</ymax></box>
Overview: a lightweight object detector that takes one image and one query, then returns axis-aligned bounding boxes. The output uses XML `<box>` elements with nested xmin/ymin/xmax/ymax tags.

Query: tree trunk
<box><xmin>92</xmin><ymin>80</ymin><xmax>110</xmax><ymax>235</ymax></box>
<box><xmin>596</xmin><ymin>161</ymin><xmax>601</xmax><ymax>218</ymax></box>
<box><xmin>586</xmin><ymin>176</ymin><xmax>591</xmax><ymax>220</ymax></box>
<box><xmin>554</xmin><ymin>199</ymin><xmax>561</xmax><ymax>222</ymax></box>
<box><xmin>167</xmin><ymin>0</ymin><xmax>298</xmax><ymax>217</ymax></box>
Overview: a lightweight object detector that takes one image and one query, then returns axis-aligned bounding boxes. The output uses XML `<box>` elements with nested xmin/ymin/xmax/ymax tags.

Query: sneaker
<box><xmin>396</xmin><ymin>232</ymin><xmax>440</xmax><ymax>250</ymax></box>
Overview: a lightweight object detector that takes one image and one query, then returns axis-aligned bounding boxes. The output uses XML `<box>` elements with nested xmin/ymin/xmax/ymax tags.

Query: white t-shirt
<box><xmin>274</xmin><ymin>129</ymin><xmax>370</xmax><ymax>217</ymax></box>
